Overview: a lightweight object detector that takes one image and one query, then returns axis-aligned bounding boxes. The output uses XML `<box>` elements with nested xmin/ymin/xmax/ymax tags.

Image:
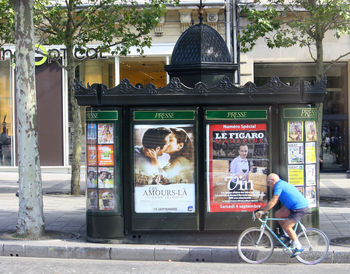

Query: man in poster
<box><xmin>208</xmin><ymin>123</ymin><xmax>268</xmax><ymax>212</ymax></box>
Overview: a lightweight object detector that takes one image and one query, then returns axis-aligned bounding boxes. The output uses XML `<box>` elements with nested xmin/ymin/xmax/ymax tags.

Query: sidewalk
<box><xmin>1</xmin><ymin>172</ymin><xmax>350</xmax><ymax>263</ymax></box>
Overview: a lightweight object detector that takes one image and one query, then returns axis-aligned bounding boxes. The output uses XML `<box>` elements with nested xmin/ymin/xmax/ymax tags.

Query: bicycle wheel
<box><xmin>296</xmin><ymin>228</ymin><xmax>329</xmax><ymax>265</ymax></box>
<box><xmin>237</xmin><ymin>227</ymin><xmax>274</xmax><ymax>264</ymax></box>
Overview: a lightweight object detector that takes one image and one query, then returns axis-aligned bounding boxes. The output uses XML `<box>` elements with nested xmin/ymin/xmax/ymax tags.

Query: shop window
<box><xmin>120</xmin><ymin>57</ymin><xmax>167</xmax><ymax>88</ymax></box>
<box><xmin>254</xmin><ymin>62</ymin><xmax>348</xmax><ymax>171</ymax></box>
<box><xmin>0</xmin><ymin>61</ymin><xmax>12</xmax><ymax>166</ymax></box>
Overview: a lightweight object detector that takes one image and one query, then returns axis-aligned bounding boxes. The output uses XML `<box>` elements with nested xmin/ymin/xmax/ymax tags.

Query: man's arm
<box><xmin>261</xmin><ymin>195</ymin><xmax>279</xmax><ymax>212</ymax></box>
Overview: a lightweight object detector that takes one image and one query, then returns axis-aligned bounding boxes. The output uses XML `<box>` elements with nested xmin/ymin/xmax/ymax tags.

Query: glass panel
<box><xmin>207</xmin><ymin>123</ymin><xmax>269</xmax><ymax>212</ymax></box>
<box><xmin>255</xmin><ymin>62</ymin><xmax>348</xmax><ymax>171</ymax></box>
<box><xmin>133</xmin><ymin>124</ymin><xmax>195</xmax><ymax>213</ymax></box>
<box><xmin>120</xmin><ymin>56</ymin><xmax>167</xmax><ymax>88</ymax></box>
<box><xmin>321</xmin><ymin>120</ymin><xmax>347</xmax><ymax>170</ymax></box>
<box><xmin>0</xmin><ymin>61</ymin><xmax>12</xmax><ymax>166</ymax></box>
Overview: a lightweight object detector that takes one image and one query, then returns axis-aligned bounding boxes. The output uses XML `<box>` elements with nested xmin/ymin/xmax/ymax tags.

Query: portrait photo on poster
<box><xmin>207</xmin><ymin>123</ymin><xmax>269</xmax><ymax>212</ymax></box>
<box><xmin>133</xmin><ymin>124</ymin><xmax>196</xmax><ymax>213</ymax></box>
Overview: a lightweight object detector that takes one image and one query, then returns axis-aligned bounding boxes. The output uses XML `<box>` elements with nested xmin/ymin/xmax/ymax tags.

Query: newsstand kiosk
<box><xmin>75</xmin><ymin>20</ymin><xmax>326</xmax><ymax>241</ymax></box>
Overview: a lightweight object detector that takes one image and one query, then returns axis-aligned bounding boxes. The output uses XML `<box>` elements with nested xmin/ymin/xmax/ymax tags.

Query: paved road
<box><xmin>0</xmin><ymin>257</ymin><xmax>349</xmax><ymax>274</ymax></box>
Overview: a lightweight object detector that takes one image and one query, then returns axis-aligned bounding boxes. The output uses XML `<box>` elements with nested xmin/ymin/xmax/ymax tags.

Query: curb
<box><xmin>1</xmin><ymin>241</ymin><xmax>349</xmax><ymax>263</ymax></box>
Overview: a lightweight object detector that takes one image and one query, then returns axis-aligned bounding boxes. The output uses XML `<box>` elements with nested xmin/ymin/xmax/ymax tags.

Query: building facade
<box><xmin>0</xmin><ymin>0</ymin><xmax>349</xmax><ymax>172</ymax></box>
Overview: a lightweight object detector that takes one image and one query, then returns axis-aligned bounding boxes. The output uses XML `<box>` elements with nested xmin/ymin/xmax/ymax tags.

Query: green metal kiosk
<box><xmin>75</xmin><ymin>18</ymin><xmax>326</xmax><ymax>241</ymax></box>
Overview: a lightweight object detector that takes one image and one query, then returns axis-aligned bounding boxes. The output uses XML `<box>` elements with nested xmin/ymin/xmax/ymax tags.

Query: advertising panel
<box><xmin>207</xmin><ymin>123</ymin><xmax>268</xmax><ymax>212</ymax></box>
<box><xmin>133</xmin><ymin>124</ymin><xmax>195</xmax><ymax>213</ymax></box>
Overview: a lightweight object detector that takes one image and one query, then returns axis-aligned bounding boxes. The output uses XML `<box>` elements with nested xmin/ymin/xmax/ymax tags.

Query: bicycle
<box><xmin>237</xmin><ymin>212</ymin><xmax>329</xmax><ymax>265</ymax></box>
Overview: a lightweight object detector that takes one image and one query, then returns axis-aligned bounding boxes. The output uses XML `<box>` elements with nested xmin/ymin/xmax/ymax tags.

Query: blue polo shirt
<box><xmin>273</xmin><ymin>179</ymin><xmax>308</xmax><ymax>210</ymax></box>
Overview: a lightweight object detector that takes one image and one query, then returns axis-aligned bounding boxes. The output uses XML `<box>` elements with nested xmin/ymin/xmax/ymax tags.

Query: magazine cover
<box><xmin>98</xmin><ymin>123</ymin><xmax>114</xmax><ymax>144</ymax></box>
<box><xmin>305</xmin><ymin>164</ymin><xmax>316</xmax><ymax>185</ymax></box>
<box><xmin>296</xmin><ymin>186</ymin><xmax>305</xmax><ymax>196</ymax></box>
<box><xmin>305</xmin><ymin>121</ymin><xmax>317</xmax><ymax>142</ymax></box>
<box><xmin>87</xmin><ymin>123</ymin><xmax>97</xmax><ymax>144</ymax></box>
<box><xmin>98</xmin><ymin>167</ymin><xmax>114</xmax><ymax>188</ymax></box>
<box><xmin>97</xmin><ymin>145</ymin><xmax>114</xmax><ymax>166</ymax></box>
<box><xmin>305</xmin><ymin>142</ymin><xmax>316</xmax><ymax>163</ymax></box>
<box><xmin>133</xmin><ymin>124</ymin><xmax>195</xmax><ymax>213</ymax></box>
<box><xmin>288</xmin><ymin>143</ymin><xmax>304</xmax><ymax>164</ymax></box>
<box><xmin>87</xmin><ymin>167</ymin><xmax>97</xmax><ymax>188</ymax></box>
<box><xmin>99</xmin><ymin>190</ymin><xmax>116</xmax><ymax>211</ymax></box>
<box><xmin>288</xmin><ymin>165</ymin><xmax>304</xmax><ymax>186</ymax></box>
<box><xmin>305</xmin><ymin>186</ymin><xmax>317</xmax><ymax>208</ymax></box>
<box><xmin>207</xmin><ymin>123</ymin><xmax>269</xmax><ymax>212</ymax></box>
<box><xmin>87</xmin><ymin>189</ymin><xmax>98</xmax><ymax>210</ymax></box>
<box><xmin>287</xmin><ymin>121</ymin><xmax>303</xmax><ymax>142</ymax></box>
<box><xmin>87</xmin><ymin>145</ymin><xmax>97</xmax><ymax>166</ymax></box>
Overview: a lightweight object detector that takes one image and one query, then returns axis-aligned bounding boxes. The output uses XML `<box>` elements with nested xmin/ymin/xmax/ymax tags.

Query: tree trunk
<box><xmin>67</xmin><ymin>45</ymin><xmax>82</xmax><ymax>195</ymax></box>
<box><xmin>14</xmin><ymin>0</ymin><xmax>44</xmax><ymax>238</ymax></box>
<box><xmin>315</xmin><ymin>38</ymin><xmax>324</xmax><ymax>81</ymax></box>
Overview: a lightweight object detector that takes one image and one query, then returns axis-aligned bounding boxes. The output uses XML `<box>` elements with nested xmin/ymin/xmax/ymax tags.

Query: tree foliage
<box><xmin>0</xmin><ymin>0</ymin><xmax>14</xmax><ymax>47</ymax></box>
<box><xmin>34</xmin><ymin>0</ymin><xmax>178</xmax><ymax>194</ymax></box>
<box><xmin>239</xmin><ymin>0</ymin><xmax>350</xmax><ymax>79</ymax></box>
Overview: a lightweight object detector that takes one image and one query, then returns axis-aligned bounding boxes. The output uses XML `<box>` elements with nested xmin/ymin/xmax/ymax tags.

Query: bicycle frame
<box><xmin>256</xmin><ymin>216</ymin><xmax>309</xmax><ymax>253</ymax></box>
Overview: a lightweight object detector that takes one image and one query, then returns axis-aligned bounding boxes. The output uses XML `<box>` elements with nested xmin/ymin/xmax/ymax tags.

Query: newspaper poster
<box><xmin>98</xmin><ymin>167</ymin><xmax>114</xmax><ymax>188</ymax></box>
<box><xmin>87</xmin><ymin>145</ymin><xmax>97</xmax><ymax>166</ymax></box>
<box><xmin>97</xmin><ymin>145</ymin><xmax>114</xmax><ymax>166</ymax></box>
<box><xmin>305</xmin><ymin>121</ymin><xmax>317</xmax><ymax>142</ymax></box>
<box><xmin>98</xmin><ymin>123</ymin><xmax>114</xmax><ymax>144</ymax></box>
<box><xmin>133</xmin><ymin>124</ymin><xmax>195</xmax><ymax>213</ymax></box>
<box><xmin>287</xmin><ymin>121</ymin><xmax>303</xmax><ymax>142</ymax></box>
<box><xmin>87</xmin><ymin>167</ymin><xmax>97</xmax><ymax>188</ymax></box>
<box><xmin>87</xmin><ymin>189</ymin><xmax>98</xmax><ymax>210</ymax></box>
<box><xmin>306</xmin><ymin>186</ymin><xmax>317</xmax><ymax>208</ymax></box>
<box><xmin>207</xmin><ymin>123</ymin><xmax>269</xmax><ymax>212</ymax></box>
<box><xmin>305</xmin><ymin>164</ymin><xmax>316</xmax><ymax>186</ymax></box>
<box><xmin>305</xmin><ymin>142</ymin><xmax>316</xmax><ymax>163</ymax></box>
<box><xmin>288</xmin><ymin>143</ymin><xmax>304</xmax><ymax>164</ymax></box>
<box><xmin>288</xmin><ymin>165</ymin><xmax>304</xmax><ymax>186</ymax></box>
<box><xmin>99</xmin><ymin>189</ymin><xmax>117</xmax><ymax>211</ymax></box>
<box><xmin>87</xmin><ymin>123</ymin><xmax>97</xmax><ymax>144</ymax></box>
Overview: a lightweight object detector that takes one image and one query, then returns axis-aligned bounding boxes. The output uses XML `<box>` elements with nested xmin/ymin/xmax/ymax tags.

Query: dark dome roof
<box><xmin>170</xmin><ymin>23</ymin><xmax>232</xmax><ymax>65</ymax></box>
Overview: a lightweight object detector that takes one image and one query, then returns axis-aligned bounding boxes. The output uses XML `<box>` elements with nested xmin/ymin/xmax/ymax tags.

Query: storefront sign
<box><xmin>207</xmin><ymin>123</ymin><xmax>268</xmax><ymax>212</ymax></box>
<box><xmin>86</xmin><ymin>110</ymin><xmax>118</xmax><ymax>121</ymax></box>
<box><xmin>134</xmin><ymin>110</ymin><xmax>195</xmax><ymax>121</ymax></box>
<box><xmin>133</xmin><ymin>124</ymin><xmax>196</xmax><ymax>213</ymax></box>
<box><xmin>206</xmin><ymin>110</ymin><xmax>267</xmax><ymax>120</ymax></box>
<box><xmin>283</xmin><ymin>108</ymin><xmax>318</xmax><ymax>120</ymax></box>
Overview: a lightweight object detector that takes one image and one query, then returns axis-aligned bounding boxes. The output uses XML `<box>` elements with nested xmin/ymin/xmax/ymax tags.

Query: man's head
<box><xmin>267</xmin><ymin>173</ymin><xmax>280</xmax><ymax>189</ymax></box>
<box><xmin>238</xmin><ymin>145</ymin><xmax>249</xmax><ymax>159</ymax></box>
<box><xmin>142</xmin><ymin>127</ymin><xmax>172</xmax><ymax>156</ymax></box>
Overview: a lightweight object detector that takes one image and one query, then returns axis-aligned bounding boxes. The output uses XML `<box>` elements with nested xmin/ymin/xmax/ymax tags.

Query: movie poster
<box><xmin>98</xmin><ymin>123</ymin><xmax>114</xmax><ymax>144</ymax></box>
<box><xmin>87</xmin><ymin>189</ymin><xmax>98</xmax><ymax>210</ymax></box>
<box><xmin>87</xmin><ymin>145</ymin><xmax>97</xmax><ymax>166</ymax></box>
<box><xmin>99</xmin><ymin>189</ymin><xmax>117</xmax><ymax>211</ymax></box>
<box><xmin>288</xmin><ymin>143</ymin><xmax>304</xmax><ymax>164</ymax></box>
<box><xmin>287</xmin><ymin>121</ymin><xmax>303</xmax><ymax>142</ymax></box>
<box><xmin>207</xmin><ymin>123</ymin><xmax>269</xmax><ymax>212</ymax></box>
<box><xmin>133</xmin><ymin>124</ymin><xmax>195</xmax><ymax>213</ymax></box>
<box><xmin>87</xmin><ymin>123</ymin><xmax>97</xmax><ymax>144</ymax></box>
<box><xmin>97</xmin><ymin>145</ymin><xmax>114</xmax><ymax>166</ymax></box>
<box><xmin>98</xmin><ymin>167</ymin><xmax>114</xmax><ymax>188</ymax></box>
<box><xmin>87</xmin><ymin>167</ymin><xmax>97</xmax><ymax>188</ymax></box>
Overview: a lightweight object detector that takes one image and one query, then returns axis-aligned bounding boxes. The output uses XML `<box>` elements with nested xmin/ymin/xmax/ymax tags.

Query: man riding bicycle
<box><xmin>256</xmin><ymin>173</ymin><xmax>309</xmax><ymax>257</ymax></box>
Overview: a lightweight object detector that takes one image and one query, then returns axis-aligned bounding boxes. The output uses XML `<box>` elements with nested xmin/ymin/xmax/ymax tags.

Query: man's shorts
<box><xmin>288</xmin><ymin>207</ymin><xmax>309</xmax><ymax>223</ymax></box>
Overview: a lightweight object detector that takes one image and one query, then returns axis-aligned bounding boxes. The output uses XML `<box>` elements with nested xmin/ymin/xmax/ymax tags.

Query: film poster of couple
<box><xmin>133</xmin><ymin>124</ymin><xmax>195</xmax><ymax>213</ymax></box>
<box><xmin>207</xmin><ymin>123</ymin><xmax>269</xmax><ymax>212</ymax></box>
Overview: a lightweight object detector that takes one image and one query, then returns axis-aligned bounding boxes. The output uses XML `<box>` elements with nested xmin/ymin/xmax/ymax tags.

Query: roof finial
<box><xmin>198</xmin><ymin>0</ymin><xmax>204</xmax><ymax>24</ymax></box>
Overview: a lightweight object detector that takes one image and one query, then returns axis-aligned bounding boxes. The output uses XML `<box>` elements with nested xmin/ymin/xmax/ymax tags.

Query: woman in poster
<box><xmin>164</xmin><ymin>128</ymin><xmax>194</xmax><ymax>183</ymax></box>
